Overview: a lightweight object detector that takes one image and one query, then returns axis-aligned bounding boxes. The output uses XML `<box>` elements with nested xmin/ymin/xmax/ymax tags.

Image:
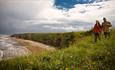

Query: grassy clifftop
<box><xmin>11</xmin><ymin>31</ymin><xmax>91</xmax><ymax>48</ymax></box>
<box><xmin>0</xmin><ymin>29</ymin><xmax>115</xmax><ymax>70</ymax></box>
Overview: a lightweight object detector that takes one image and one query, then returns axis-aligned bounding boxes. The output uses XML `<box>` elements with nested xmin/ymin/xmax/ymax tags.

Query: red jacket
<box><xmin>93</xmin><ymin>24</ymin><xmax>102</xmax><ymax>33</ymax></box>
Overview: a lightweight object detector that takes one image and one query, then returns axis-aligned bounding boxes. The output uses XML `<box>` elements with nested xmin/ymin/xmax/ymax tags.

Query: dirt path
<box><xmin>13</xmin><ymin>38</ymin><xmax>56</xmax><ymax>54</ymax></box>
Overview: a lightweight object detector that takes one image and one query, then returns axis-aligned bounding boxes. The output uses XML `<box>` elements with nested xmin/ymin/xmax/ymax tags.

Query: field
<box><xmin>0</xmin><ymin>29</ymin><xmax>115</xmax><ymax>70</ymax></box>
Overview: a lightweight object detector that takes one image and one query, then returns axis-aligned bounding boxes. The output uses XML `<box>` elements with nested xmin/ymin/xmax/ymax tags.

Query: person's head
<box><xmin>103</xmin><ymin>17</ymin><xmax>107</xmax><ymax>22</ymax></box>
<box><xmin>96</xmin><ymin>20</ymin><xmax>100</xmax><ymax>24</ymax></box>
<box><xmin>96</xmin><ymin>20</ymin><xmax>100</xmax><ymax>26</ymax></box>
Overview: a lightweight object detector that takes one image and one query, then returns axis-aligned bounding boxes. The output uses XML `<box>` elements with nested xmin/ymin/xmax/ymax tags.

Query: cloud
<box><xmin>0</xmin><ymin>0</ymin><xmax>115</xmax><ymax>34</ymax></box>
<box><xmin>27</xmin><ymin>0</ymin><xmax>115</xmax><ymax>27</ymax></box>
<box><xmin>25</xmin><ymin>0</ymin><xmax>115</xmax><ymax>24</ymax></box>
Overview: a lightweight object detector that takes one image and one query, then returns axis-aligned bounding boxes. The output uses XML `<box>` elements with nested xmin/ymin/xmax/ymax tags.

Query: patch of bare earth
<box><xmin>13</xmin><ymin>38</ymin><xmax>56</xmax><ymax>54</ymax></box>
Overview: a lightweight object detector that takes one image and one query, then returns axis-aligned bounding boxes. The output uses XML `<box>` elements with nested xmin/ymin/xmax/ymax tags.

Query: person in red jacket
<box><xmin>93</xmin><ymin>20</ymin><xmax>102</xmax><ymax>42</ymax></box>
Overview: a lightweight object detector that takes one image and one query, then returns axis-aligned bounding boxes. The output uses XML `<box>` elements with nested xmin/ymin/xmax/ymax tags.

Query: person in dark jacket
<box><xmin>93</xmin><ymin>20</ymin><xmax>102</xmax><ymax>42</ymax></box>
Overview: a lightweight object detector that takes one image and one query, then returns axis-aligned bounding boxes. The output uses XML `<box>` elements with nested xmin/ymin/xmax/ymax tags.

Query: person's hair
<box><xmin>103</xmin><ymin>17</ymin><xmax>106</xmax><ymax>21</ymax></box>
<box><xmin>96</xmin><ymin>20</ymin><xmax>101</xmax><ymax>27</ymax></box>
<box><xmin>96</xmin><ymin>20</ymin><xmax>99</xmax><ymax>24</ymax></box>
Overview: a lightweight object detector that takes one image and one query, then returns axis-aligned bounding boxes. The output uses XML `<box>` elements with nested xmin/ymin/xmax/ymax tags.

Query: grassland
<box><xmin>0</xmin><ymin>29</ymin><xmax>115</xmax><ymax>70</ymax></box>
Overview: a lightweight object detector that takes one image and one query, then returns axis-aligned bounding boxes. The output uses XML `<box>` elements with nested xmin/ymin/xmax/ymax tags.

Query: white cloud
<box><xmin>0</xmin><ymin>0</ymin><xmax>115</xmax><ymax>34</ymax></box>
<box><xmin>25</xmin><ymin>0</ymin><xmax>115</xmax><ymax>24</ymax></box>
<box><xmin>62</xmin><ymin>0</ymin><xmax>115</xmax><ymax>23</ymax></box>
<box><xmin>43</xmin><ymin>25</ymin><xmax>87</xmax><ymax>32</ymax></box>
<box><xmin>25</xmin><ymin>0</ymin><xmax>115</xmax><ymax>30</ymax></box>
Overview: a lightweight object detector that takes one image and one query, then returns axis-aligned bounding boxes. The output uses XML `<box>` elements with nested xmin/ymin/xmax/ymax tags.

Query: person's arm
<box><xmin>102</xmin><ymin>23</ymin><xmax>103</xmax><ymax>27</ymax></box>
<box><xmin>102</xmin><ymin>23</ymin><xmax>104</xmax><ymax>29</ymax></box>
<box><xmin>108</xmin><ymin>22</ymin><xmax>112</xmax><ymax>27</ymax></box>
<box><xmin>93</xmin><ymin>24</ymin><xmax>96</xmax><ymax>32</ymax></box>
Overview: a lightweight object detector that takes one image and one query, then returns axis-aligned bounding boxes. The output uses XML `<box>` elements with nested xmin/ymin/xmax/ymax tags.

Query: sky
<box><xmin>0</xmin><ymin>0</ymin><xmax>115</xmax><ymax>34</ymax></box>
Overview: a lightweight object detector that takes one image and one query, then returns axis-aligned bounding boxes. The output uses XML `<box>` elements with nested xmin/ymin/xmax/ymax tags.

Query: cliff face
<box><xmin>0</xmin><ymin>35</ymin><xmax>29</xmax><ymax>60</ymax></box>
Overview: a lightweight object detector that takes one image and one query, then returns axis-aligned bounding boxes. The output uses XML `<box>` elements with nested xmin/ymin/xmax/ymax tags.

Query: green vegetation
<box><xmin>0</xmin><ymin>29</ymin><xmax>115</xmax><ymax>70</ymax></box>
<box><xmin>11</xmin><ymin>31</ymin><xmax>91</xmax><ymax>48</ymax></box>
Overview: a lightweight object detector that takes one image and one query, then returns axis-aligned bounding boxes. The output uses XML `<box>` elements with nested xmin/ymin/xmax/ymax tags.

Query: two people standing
<box><xmin>93</xmin><ymin>17</ymin><xmax>112</xmax><ymax>42</ymax></box>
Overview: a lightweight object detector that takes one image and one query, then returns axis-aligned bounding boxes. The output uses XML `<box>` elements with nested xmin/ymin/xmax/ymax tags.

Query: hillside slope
<box><xmin>14</xmin><ymin>38</ymin><xmax>55</xmax><ymax>54</ymax></box>
<box><xmin>0</xmin><ymin>29</ymin><xmax>115</xmax><ymax>70</ymax></box>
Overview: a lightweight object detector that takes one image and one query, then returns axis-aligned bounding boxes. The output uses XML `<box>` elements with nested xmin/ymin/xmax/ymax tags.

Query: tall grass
<box><xmin>0</xmin><ymin>29</ymin><xmax>115</xmax><ymax>70</ymax></box>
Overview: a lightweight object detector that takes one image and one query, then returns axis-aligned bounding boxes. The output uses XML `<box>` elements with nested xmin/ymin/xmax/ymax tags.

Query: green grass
<box><xmin>0</xmin><ymin>29</ymin><xmax>115</xmax><ymax>70</ymax></box>
<box><xmin>11</xmin><ymin>31</ymin><xmax>91</xmax><ymax>48</ymax></box>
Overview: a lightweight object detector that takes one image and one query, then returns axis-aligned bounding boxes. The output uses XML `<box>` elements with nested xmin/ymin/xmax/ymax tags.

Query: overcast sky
<box><xmin>0</xmin><ymin>0</ymin><xmax>115</xmax><ymax>34</ymax></box>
